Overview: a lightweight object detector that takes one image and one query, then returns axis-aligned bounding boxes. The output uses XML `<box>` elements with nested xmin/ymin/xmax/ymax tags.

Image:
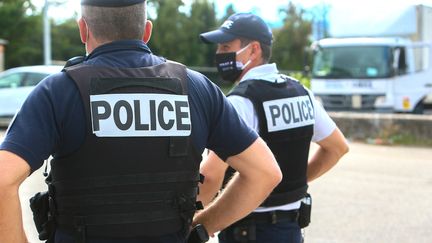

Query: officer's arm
<box><xmin>198</xmin><ymin>151</ymin><xmax>229</xmax><ymax>206</ymax></box>
<box><xmin>193</xmin><ymin>137</ymin><xmax>282</xmax><ymax>236</ymax></box>
<box><xmin>0</xmin><ymin>151</ymin><xmax>30</xmax><ymax>242</ymax></box>
<box><xmin>307</xmin><ymin>127</ymin><xmax>349</xmax><ymax>182</ymax></box>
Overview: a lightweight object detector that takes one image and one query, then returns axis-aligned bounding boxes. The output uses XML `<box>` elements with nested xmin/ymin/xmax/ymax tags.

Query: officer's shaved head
<box><xmin>82</xmin><ymin>1</ymin><xmax>147</xmax><ymax>43</ymax></box>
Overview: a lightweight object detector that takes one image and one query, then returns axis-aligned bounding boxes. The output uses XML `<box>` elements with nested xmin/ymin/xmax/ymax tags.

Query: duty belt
<box><xmin>247</xmin><ymin>210</ymin><xmax>299</xmax><ymax>224</ymax></box>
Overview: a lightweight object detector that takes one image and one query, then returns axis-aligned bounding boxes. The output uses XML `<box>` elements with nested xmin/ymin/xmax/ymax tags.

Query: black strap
<box><xmin>55</xmin><ymin>188</ymin><xmax>198</xmax><ymax>208</ymax></box>
<box><xmin>169</xmin><ymin>137</ymin><xmax>190</xmax><ymax>157</ymax></box>
<box><xmin>229</xmin><ymin>210</ymin><xmax>299</xmax><ymax>226</ymax></box>
<box><xmin>199</xmin><ymin>174</ymin><xmax>205</xmax><ymax>184</ymax></box>
<box><xmin>62</xmin><ymin>56</ymin><xmax>85</xmax><ymax>69</ymax></box>
<box><xmin>90</xmin><ymin>77</ymin><xmax>184</xmax><ymax>95</ymax></box>
<box><xmin>57</xmin><ymin>209</ymin><xmax>182</xmax><ymax>227</ymax></box>
<box><xmin>51</xmin><ymin>171</ymin><xmax>200</xmax><ymax>191</ymax></box>
<box><xmin>249</xmin><ymin>210</ymin><xmax>299</xmax><ymax>224</ymax></box>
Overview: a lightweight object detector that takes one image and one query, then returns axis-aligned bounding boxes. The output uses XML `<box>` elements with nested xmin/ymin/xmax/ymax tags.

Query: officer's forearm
<box><xmin>194</xmin><ymin>172</ymin><xmax>276</xmax><ymax>236</ymax></box>
<box><xmin>0</xmin><ymin>188</ymin><xmax>28</xmax><ymax>242</ymax></box>
<box><xmin>198</xmin><ymin>151</ymin><xmax>228</xmax><ymax>206</ymax></box>
<box><xmin>307</xmin><ymin>128</ymin><xmax>349</xmax><ymax>182</ymax></box>
<box><xmin>193</xmin><ymin>138</ymin><xmax>282</xmax><ymax>235</ymax></box>
<box><xmin>0</xmin><ymin>151</ymin><xmax>31</xmax><ymax>243</ymax></box>
<box><xmin>197</xmin><ymin>174</ymin><xmax>223</xmax><ymax>207</ymax></box>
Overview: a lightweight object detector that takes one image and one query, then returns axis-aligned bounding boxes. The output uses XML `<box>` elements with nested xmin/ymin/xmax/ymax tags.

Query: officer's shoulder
<box><xmin>63</xmin><ymin>56</ymin><xmax>85</xmax><ymax>70</ymax></box>
<box><xmin>280</xmin><ymin>74</ymin><xmax>300</xmax><ymax>83</ymax></box>
<box><xmin>165</xmin><ymin>59</ymin><xmax>185</xmax><ymax>68</ymax></box>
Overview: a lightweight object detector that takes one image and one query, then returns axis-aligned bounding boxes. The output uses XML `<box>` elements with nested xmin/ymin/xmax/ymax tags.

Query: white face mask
<box><xmin>235</xmin><ymin>43</ymin><xmax>252</xmax><ymax>70</ymax></box>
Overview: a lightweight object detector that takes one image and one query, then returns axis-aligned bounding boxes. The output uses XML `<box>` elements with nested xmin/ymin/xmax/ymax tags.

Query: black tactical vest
<box><xmin>227</xmin><ymin>77</ymin><xmax>314</xmax><ymax>207</ymax></box>
<box><xmin>49</xmin><ymin>62</ymin><xmax>202</xmax><ymax>239</ymax></box>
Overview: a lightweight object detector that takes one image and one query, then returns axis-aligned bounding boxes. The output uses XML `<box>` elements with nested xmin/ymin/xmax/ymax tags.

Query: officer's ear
<box><xmin>78</xmin><ymin>17</ymin><xmax>88</xmax><ymax>44</ymax></box>
<box><xmin>250</xmin><ymin>41</ymin><xmax>262</xmax><ymax>62</ymax></box>
<box><xmin>143</xmin><ymin>20</ymin><xmax>153</xmax><ymax>44</ymax></box>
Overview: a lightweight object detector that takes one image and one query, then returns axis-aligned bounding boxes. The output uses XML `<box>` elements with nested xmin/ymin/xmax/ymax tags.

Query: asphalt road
<box><xmin>1</xmin><ymin>130</ymin><xmax>431</xmax><ymax>243</ymax></box>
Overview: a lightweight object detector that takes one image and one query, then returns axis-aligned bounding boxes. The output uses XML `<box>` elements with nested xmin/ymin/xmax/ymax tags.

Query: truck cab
<box><xmin>310</xmin><ymin>37</ymin><xmax>432</xmax><ymax>113</ymax></box>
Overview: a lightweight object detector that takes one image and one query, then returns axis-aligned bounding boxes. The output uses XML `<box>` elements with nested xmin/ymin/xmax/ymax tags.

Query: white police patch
<box><xmin>90</xmin><ymin>93</ymin><xmax>191</xmax><ymax>137</ymax></box>
<box><xmin>263</xmin><ymin>95</ymin><xmax>315</xmax><ymax>132</ymax></box>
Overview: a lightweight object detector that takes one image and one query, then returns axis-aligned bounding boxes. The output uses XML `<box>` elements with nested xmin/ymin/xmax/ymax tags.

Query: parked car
<box><xmin>0</xmin><ymin>65</ymin><xmax>63</xmax><ymax>118</ymax></box>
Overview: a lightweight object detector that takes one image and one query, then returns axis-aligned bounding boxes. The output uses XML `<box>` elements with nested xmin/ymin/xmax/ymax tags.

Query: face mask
<box><xmin>215</xmin><ymin>44</ymin><xmax>252</xmax><ymax>82</ymax></box>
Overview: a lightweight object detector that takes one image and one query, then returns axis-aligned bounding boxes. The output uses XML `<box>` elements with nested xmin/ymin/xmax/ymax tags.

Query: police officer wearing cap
<box><xmin>0</xmin><ymin>2</ymin><xmax>283</xmax><ymax>243</ymax></box>
<box><xmin>198</xmin><ymin>13</ymin><xmax>349</xmax><ymax>243</ymax></box>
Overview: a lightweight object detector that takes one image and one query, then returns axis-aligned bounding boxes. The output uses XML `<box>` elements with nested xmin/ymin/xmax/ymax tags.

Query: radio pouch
<box><xmin>29</xmin><ymin>191</ymin><xmax>55</xmax><ymax>242</ymax></box>
<box><xmin>298</xmin><ymin>193</ymin><xmax>312</xmax><ymax>228</ymax></box>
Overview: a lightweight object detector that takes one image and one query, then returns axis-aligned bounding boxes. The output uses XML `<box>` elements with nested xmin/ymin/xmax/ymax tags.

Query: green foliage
<box><xmin>0</xmin><ymin>0</ymin><xmax>313</xmax><ymax>73</ymax></box>
<box><xmin>51</xmin><ymin>18</ymin><xmax>84</xmax><ymax>61</ymax></box>
<box><xmin>271</xmin><ymin>2</ymin><xmax>312</xmax><ymax>71</ymax></box>
<box><xmin>148</xmin><ymin>0</ymin><xmax>217</xmax><ymax>66</ymax></box>
<box><xmin>219</xmin><ymin>3</ymin><xmax>236</xmax><ymax>25</ymax></box>
<box><xmin>147</xmin><ymin>0</ymin><xmax>189</xmax><ymax>63</ymax></box>
<box><xmin>389</xmin><ymin>133</ymin><xmax>432</xmax><ymax>147</ymax></box>
<box><xmin>287</xmin><ymin>71</ymin><xmax>311</xmax><ymax>88</ymax></box>
<box><xmin>0</xmin><ymin>0</ymin><xmax>44</xmax><ymax>68</ymax></box>
<box><xmin>183</xmin><ymin>0</ymin><xmax>217</xmax><ymax>66</ymax></box>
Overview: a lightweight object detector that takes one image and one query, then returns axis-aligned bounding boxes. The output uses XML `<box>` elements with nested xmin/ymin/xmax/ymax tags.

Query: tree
<box><xmin>271</xmin><ymin>3</ymin><xmax>312</xmax><ymax>71</ymax></box>
<box><xmin>219</xmin><ymin>3</ymin><xmax>236</xmax><ymax>25</ymax></box>
<box><xmin>51</xmin><ymin>18</ymin><xmax>84</xmax><ymax>62</ymax></box>
<box><xmin>147</xmin><ymin>0</ymin><xmax>189</xmax><ymax>63</ymax></box>
<box><xmin>183</xmin><ymin>0</ymin><xmax>217</xmax><ymax>66</ymax></box>
<box><xmin>0</xmin><ymin>0</ymin><xmax>44</xmax><ymax>68</ymax></box>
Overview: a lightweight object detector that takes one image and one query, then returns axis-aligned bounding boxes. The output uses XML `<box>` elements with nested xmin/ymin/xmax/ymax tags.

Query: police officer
<box><xmin>0</xmin><ymin>3</ymin><xmax>283</xmax><ymax>243</ymax></box>
<box><xmin>198</xmin><ymin>13</ymin><xmax>349</xmax><ymax>243</ymax></box>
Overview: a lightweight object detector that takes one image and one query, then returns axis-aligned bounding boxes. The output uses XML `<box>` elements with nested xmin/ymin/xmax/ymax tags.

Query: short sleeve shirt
<box><xmin>0</xmin><ymin>40</ymin><xmax>258</xmax><ymax>172</ymax></box>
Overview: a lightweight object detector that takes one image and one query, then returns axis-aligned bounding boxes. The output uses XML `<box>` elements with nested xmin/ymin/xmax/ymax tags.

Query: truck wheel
<box><xmin>412</xmin><ymin>102</ymin><xmax>424</xmax><ymax>114</ymax></box>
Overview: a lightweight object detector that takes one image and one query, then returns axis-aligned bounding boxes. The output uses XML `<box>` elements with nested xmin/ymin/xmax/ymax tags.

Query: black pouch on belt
<box><xmin>29</xmin><ymin>191</ymin><xmax>56</xmax><ymax>242</ymax></box>
<box><xmin>298</xmin><ymin>193</ymin><xmax>312</xmax><ymax>228</ymax></box>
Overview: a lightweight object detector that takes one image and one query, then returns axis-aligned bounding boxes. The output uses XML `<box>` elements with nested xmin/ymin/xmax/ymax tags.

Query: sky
<box><xmin>32</xmin><ymin>0</ymin><xmax>432</xmax><ymax>19</ymax></box>
<box><xmin>32</xmin><ymin>0</ymin><xmax>432</xmax><ymax>36</ymax></box>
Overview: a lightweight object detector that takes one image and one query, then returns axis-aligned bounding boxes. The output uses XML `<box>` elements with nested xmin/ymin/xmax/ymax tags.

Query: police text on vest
<box><xmin>90</xmin><ymin>94</ymin><xmax>191</xmax><ymax>137</ymax></box>
<box><xmin>263</xmin><ymin>95</ymin><xmax>315</xmax><ymax>132</ymax></box>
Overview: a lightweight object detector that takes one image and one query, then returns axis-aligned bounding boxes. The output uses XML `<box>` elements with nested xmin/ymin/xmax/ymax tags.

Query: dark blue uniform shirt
<box><xmin>0</xmin><ymin>40</ymin><xmax>258</xmax><ymax>243</ymax></box>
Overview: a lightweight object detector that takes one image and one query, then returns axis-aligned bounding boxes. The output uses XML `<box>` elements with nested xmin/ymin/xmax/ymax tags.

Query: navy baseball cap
<box><xmin>200</xmin><ymin>13</ymin><xmax>273</xmax><ymax>45</ymax></box>
<box><xmin>81</xmin><ymin>0</ymin><xmax>145</xmax><ymax>7</ymax></box>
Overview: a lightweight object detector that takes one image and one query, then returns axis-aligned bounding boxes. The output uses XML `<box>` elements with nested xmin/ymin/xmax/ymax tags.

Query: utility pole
<box><xmin>43</xmin><ymin>0</ymin><xmax>66</xmax><ymax>65</ymax></box>
<box><xmin>43</xmin><ymin>0</ymin><xmax>51</xmax><ymax>65</ymax></box>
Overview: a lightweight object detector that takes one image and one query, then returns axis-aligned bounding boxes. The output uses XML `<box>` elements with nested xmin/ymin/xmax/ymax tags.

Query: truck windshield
<box><xmin>312</xmin><ymin>46</ymin><xmax>392</xmax><ymax>79</ymax></box>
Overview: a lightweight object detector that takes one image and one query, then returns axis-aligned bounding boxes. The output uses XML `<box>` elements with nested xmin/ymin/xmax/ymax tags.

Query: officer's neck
<box><xmin>86</xmin><ymin>37</ymin><xmax>110</xmax><ymax>55</ymax></box>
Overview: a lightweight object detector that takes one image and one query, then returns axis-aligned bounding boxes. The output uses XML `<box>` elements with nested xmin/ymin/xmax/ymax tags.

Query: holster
<box><xmin>298</xmin><ymin>193</ymin><xmax>312</xmax><ymax>228</ymax></box>
<box><xmin>29</xmin><ymin>191</ymin><xmax>56</xmax><ymax>243</ymax></box>
<box><xmin>186</xmin><ymin>224</ymin><xmax>209</xmax><ymax>243</ymax></box>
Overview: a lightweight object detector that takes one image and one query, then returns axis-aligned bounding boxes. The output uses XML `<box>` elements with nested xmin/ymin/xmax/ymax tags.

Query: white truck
<box><xmin>310</xmin><ymin>4</ymin><xmax>432</xmax><ymax>113</ymax></box>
